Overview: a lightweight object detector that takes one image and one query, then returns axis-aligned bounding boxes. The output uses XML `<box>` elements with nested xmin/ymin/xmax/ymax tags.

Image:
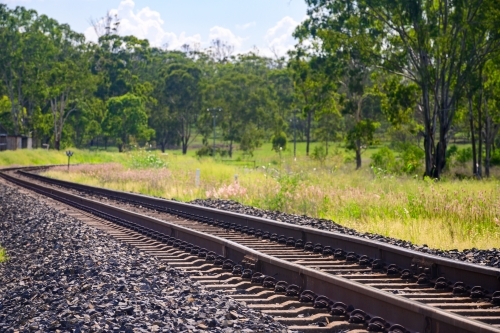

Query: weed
<box><xmin>0</xmin><ymin>247</ymin><xmax>7</xmax><ymax>263</ymax></box>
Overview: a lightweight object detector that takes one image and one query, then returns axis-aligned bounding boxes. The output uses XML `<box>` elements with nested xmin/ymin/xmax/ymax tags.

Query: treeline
<box><xmin>1</xmin><ymin>1</ymin><xmax>500</xmax><ymax>179</ymax></box>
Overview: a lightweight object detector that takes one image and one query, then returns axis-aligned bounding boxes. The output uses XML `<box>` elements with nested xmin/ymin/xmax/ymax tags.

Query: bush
<box><xmin>370</xmin><ymin>146</ymin><xmax>396</xmax><ymax>172</ymax></box>
<box><xmin>447</xmin><ymin>145</ymin><xmax>459</xmax><ymax>158</ymax></box>
<box><xmin>130</xmin><ymin>152</ymin><xmax>167</xmax><ymax>169</ymax></box>
<box><xmin>196</xmin><ymin>146</ymin><xmax>213</xmax><ymax>157</ymax></box>
<box><xmin>271</xmin><ymin>132</ymin><xmax>287</xmax><ymax>152</ymax></box>
<box><xmin>400</xmin><ymin>144</ymin><xmax>424</xmax><ymax>174</ymax></box>
<box><xmin>490</xmin><ymin>149</ymin><xmax>500</xmax><ymax>166</ymax></box>
<box><xmin>456</xmin><ymin>147</ymin><xmax>473</xmax><ymax>164</ymax></box>
<box><xmin>311</xmin><ymin>145</ymin><xmax>327</xmax><ymax>163</ymax></box>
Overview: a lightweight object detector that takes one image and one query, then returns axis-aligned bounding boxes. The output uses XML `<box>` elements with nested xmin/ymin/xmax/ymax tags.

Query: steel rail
<box><xmin>16</xmin><ymin>167</ymin><xmax>500</xmax><ymax>292</ymax></box>
<box><xmin>1</xmin><ymin>166</ymin><xmax>500</xmax><ymax>332</ymax></box>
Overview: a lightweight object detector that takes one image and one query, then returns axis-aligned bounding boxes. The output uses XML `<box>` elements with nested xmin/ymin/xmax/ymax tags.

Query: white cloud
<box><xmin>84</xmin><ymin>0</ymin><xmax>201</xmax><ymax>49</ymax></box>
<box><xmin>236</xmin><ymin>21</ymin><xmax>256</xmax><ymax>30</ymax></box>
<box><xmin>209</xmin><ymin>26</ymin><xmax>245</xmax><ymax>51</ymax></box>
<box><xmin>263</xmin><ymin>16</ymin><xmax>301</xmax><ymax>57</ymax></box>
<box><xmin>84</xmin><ymin>0</ymin><xmax>245</xmax><ymax>52</ymax></box>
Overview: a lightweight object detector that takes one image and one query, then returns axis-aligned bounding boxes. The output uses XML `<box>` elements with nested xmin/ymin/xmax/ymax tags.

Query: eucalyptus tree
<box><xmin>202</xmin><ymin>54</ymin><xmax>273</xmax><ymax>157</ymax></box>
<box><xmin>42</xmin><ymin>20</ymin><xmax>95</xmax><ymax>150</ymax></box>
<box><xmin>0</xmin><ymin>5</ymin><xmax>44</xmax><ymax>135</ymax></box>
<box><xmin>104</xmin><ymin>93</ymin><xmax>154</xmax><ymax>152</ymax></box>
<box><xmin>301</xmin><ymin>0</ymin><xmax>500</xmax><ymax>178</ymax></box>
<box><xmin>289</xmin><ymin>53</ymin><xmax>336</xmax><ymax>157</ymax></box>
<box><xmin>160</xmin><ymin>52</ymin><xmax>203</xmax><ymax>154</ymax></box>
<box><xmin>482</xmin><ymin>59</ymin><xmax>500</xmax><ymax>177</ymax></box>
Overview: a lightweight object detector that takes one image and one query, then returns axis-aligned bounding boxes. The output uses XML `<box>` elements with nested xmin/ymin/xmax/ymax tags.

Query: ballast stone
<box><xmin>0</xmin><ymin>185</ymin><xmax>289</xmax><ymax>333</ymax></box>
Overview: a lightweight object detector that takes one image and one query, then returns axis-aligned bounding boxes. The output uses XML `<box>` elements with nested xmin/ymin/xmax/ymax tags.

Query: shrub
<box><xmin>130</xmin><ymin>152</ymin><xmax>167</xmax><ymax>169</ymax></box>
<box><xmin>490</xmin><ymin>149</ymin><xmax>500</xmax><ymax>166</ymax></box>
<box><xmin>311</xmin><ymin>145</ymin><xmax>327</xmax><ymax>163</ymax></box>
<box><xmin>447</xmin><ymin>145</ymin><xmax>459</xmax><ymax>158</ymax></box>
<box><xmin>456</xmin><ymin>147</ymin><xmax>473</xmax><ymax>164</ymax></box>
<box><xmin>196</xmin><ymin>146</ymin><xmax>213</xmax><ymax>157</ymax></box>
<box><xmin>400</xmin><ymin>144</ymin><xmax>424</xmax><ymax>174</ymax></box>
<box><xmin>271</xmin><ymin>132</ymin><xmax>287</xmax><ymax>152</ymax></box>
<box><xmin>370</xmin><ymin>146</ymin><xmax>396</xmax><ymax>172</ymax></box>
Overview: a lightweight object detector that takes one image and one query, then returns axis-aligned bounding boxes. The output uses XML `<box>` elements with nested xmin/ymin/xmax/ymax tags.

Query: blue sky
<box><xmin>3</xmin><ymin>0</ymin><xmax>309</xmax><ymax>56</ymax></box>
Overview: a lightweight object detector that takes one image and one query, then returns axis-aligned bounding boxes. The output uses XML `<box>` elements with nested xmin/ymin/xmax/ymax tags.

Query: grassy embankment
<box><xmin>0</xmin><ymin>148</ymin><xmax>131</xmax><ymax>167</ymax></box>
<box><xmin>26</xmin><ymin>145</ymin><xmax>500</xmax><ymax>251</ymax></box>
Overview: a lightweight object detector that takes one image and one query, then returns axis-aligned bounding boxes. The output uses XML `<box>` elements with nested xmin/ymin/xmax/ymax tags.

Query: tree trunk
<box><xmin>161</xmin><ymin>142</ymin><xmax>166</xmax><ymax>153</ymax></box>
<box><xmin>468</xmin><ymin>96</ymin><xmax>477</xmax><ymax>176</ymax></box>
<box><xmin>477</xmin><ymin>90</ymin><xmax>483</xmax><ymax>179</ymax></box>
<box><xmin>485</xmin><ymin>137</ymin><xmax>491</xmax><ymax>178</ymax></box>
<box><xmin>355</xmin><ymin>138</ymin><xmax>361</xmax><ymax>170</ymax></box>
<box><xmin>182</xmin><ymin>141</ymin><xmax>188</xmax><ymax>155</ymax></box>
<box><xmin>484</xmin><ymin>103</ymin><xmax>499</xmax><ymax>178</ymax></box>
<box><xmin>306</xmin><ymin>111</ymin><xmax>312</xmax><ymax>156</ymax></box>
<box><xmin>421</xmin><ymin>87</ymin><xmax>435</xmax><ymax>178</ymax></box>
<box><xmin>54</xmin><ymin>140</ymin><xmax>60</xmax><ymax>151</ymax></box>
<box><xmin>118</xmin><ymin>143</ymin><xmax>123</xmax><ymax>152</ymax></box>
<box><xmin>229</xmin><ymin>140</ymin><xmax>233</xmax><ymax>158</ymax></box>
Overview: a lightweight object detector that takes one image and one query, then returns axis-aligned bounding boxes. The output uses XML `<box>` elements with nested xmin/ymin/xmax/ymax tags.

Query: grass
<box><xmin>34</xmin><ymin>147</ymin><xmax>500</xmax><ymax>251</ymax></box>
<box><xmin>1</xmin><ymin>146</ymin><xmax>498</xmax><ymax>251</ymax></box>
<box><xmin>0</xmin><ymin>247</ymin><xmax>7</xmax><ymax>263</ymax></box>
<box><xmin>0</xmin><ymin>148</ymin><xmax>130</xmax><ymax>167</ymax></box>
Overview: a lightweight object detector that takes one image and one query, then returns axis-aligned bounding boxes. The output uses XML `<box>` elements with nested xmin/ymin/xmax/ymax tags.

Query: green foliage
<box><xmin>266</xmin><ymin>173</ymin><xmax>300</xmax><ymax>212</ymax></box>
<box><xmin>447</xmin><ymin>145</ymin><xmax>459</xmax><ymax>159</ymax></box>
<box><xmin>105</xmin><ymin>93</ymin><xmax>154</xmax><ymax>152</ymax></box>
<box><xmin>239</xmin><ymin>123</ymin><xmax>263</xmax><ymax>156</ymax></box>
<box><xmin>399</xmin><ymin>144</ymin><xmax>424</xmax><ymax>174</ymax></box>
<box><xmin>490</xmin><ymin>150</ymin><xmax>500</xmax><ymax>166</ymax></box>
<box><xmin>346</xmin><ymin>119</ymin><xmax>380</xmax><ymax>150</ymax></box>
<box><xmin>129</xmin><ymin>152</ymin><xmax>167</xmax><ymax>169</ymax></box>
<box><xmin>196</xmin><ymin>145</ymin><xmax>214</xmax><ymax>158</ymax></box>
<box><xmin>371</xmin><ymin>146</ymin><xmax>396</xmax><ymax>172</ymax></box>
<box><xmin>310</xmin><ymin>145</ymin><xmax>327</xmax><ymax>163</ymax></box>
<box><xmin>456</xmin><ymin>148</ymin><xmax>474</xmax><ymax>164</ymax></box>
<box><xmin>271</xmin><ymin>131</ymin><xmax>287</xmax><ymax>152</ymax></box>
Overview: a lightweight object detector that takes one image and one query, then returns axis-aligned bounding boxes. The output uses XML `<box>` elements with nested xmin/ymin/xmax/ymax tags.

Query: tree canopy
<box><xmin>2</xmin><ymin>2</ymin><xmax>500</xmax><ymax>178</ymax></box>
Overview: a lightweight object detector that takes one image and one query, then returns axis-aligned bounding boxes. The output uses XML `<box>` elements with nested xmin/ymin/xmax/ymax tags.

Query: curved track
<box><xmin>2</xmin><ymin>165</ymin><xmax>500</xmax><ymax>333</ymax></box>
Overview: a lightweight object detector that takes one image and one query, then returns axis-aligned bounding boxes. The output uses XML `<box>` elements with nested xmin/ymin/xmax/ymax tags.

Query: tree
<box><xmin>482</xmin><ymin>59</ymin><xmax>500</xmax><ymax>177</ymax></box>
<box><xmin>302</xmin><ymin>0</ymin><xmax>500</xmax><ymax>178</ymax></box>
<box><xmin>289</xmin><ymin>55</ymin><xmax>336</xmax><ymax>156</ymax></box>
<box><xmin>104</xmin><ymin>93</ymin><xmax>154</xmax><ymax>152</ymax></box>
<box><xmin>43</xmin><ymin>21</ymin><xmax>95</xmax><ymax>150</ymax></box>
<box><xmin>203</xmin><ymin>54</ymin><xmax>272</xmax><ymax>157</ymax></box>
<box><xmin>0</xmin><ymin>5</ymin><xmax>44</xmax><ymax>135</ymax></box>
<box><xmin>161</xmin><ymin>54</ymin><xmax>202</xmax><ymax>154</ymax></box>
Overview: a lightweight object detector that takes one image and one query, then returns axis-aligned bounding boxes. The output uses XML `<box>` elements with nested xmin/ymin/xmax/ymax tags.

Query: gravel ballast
<box><xmin>0</xmin><ymin>185</ymin><xmax>288</xmax><ymax>333</ymax></box>
<box><xmin>189</xmin><ymin>199</ymin><xmax>500</xmax><ymax>269</ymax></box>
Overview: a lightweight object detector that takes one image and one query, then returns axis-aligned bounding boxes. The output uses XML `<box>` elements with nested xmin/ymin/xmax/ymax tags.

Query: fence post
<box><xmin>195</xmin><ymin>169</ymin><xmax>200</xmax><ymax>187</ymax></box>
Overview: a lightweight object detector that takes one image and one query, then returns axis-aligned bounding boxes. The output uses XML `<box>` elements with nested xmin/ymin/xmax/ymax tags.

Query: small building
<box><xmin>0</xmin><ymin>124</ymin><xmax>32</xmax><ymax>151</ymax></box>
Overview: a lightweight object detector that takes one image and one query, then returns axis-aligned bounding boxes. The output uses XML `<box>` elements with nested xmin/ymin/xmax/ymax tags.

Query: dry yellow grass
<box><xmin>42</xmin><ymin>153</ymin><xmax>500</xmax><ymax>251</ymax></box>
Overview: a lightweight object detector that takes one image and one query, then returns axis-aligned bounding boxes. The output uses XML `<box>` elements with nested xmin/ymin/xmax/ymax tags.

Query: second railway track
<box><xmin>2</xmin><ymin>165</ymin><xmax>500</xmax><ymax>333</ymax></box>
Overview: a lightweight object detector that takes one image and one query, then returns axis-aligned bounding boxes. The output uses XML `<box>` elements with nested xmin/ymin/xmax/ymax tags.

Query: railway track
<box><xmin>2</xmin><ymin>165</ymin><xmax>500</xmax><ymax>333</ymax></box>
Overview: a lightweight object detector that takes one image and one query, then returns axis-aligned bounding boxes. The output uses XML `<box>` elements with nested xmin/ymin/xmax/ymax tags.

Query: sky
<box><xmin>2</xmin><ymin>0</ymin><xmax>309</xmax><ymax>57</ymax></box>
